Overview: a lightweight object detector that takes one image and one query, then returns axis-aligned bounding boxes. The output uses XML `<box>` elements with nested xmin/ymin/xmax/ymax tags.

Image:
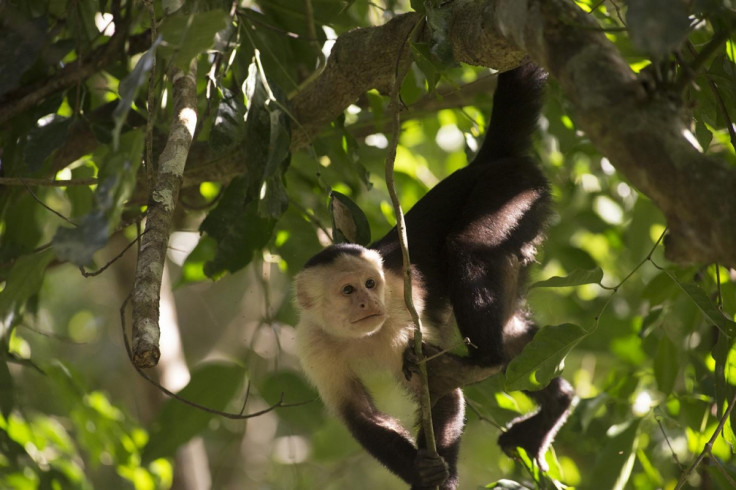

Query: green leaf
<box><xmin>200</xmin><ymin>176</ymin><xmax>276</xmax><ymax>277</ymax></box>
<box><xmin>112</xmin><ymin>36</ymin><xmax>161</xmax><ymax>150</ymax></box>
<box><xmin>713</xmin><ymin>330</ymin><xmax>735</xmax><ymax>414</ymax></box>
<box><xmin>178</xmin><ymin>236</ymin><xmax>216</xmax><ymax>286</ymax></box>
<box><xmin>209</xmin><ymin>88</ymin><xmax>246</xmax><ymax>152</ymax></box>
<box><xmin>486</xmin><ymin>479</ymin><xmax>534</xmax><ymax>489</ymax></box>
<box><xmin>411</xmin><ymin>43</ymin><xmax>441</xmax><ymax>91</ymax></box>
<box><xmin>666</xmin><ymin>271</ymin><xmax>736</xmax><ymax>337</ymax></box>
<box><xmin>530</xmin><ymin>268</ymin><xmax>603</xmax><ymax>289</ymax></box>
<box><xmin>425</xmin><ymin>2</ymin><xmax>456</xmax><ymax>68</ymax></box>
<box><xmin>158</xmin><ymin>10</ymin><xmax>229</xmax><ymax>70</ymax></box>
<box><xmin>505</xmin><ymin>323</ymin><xmax>588</xmax><ymax>392</ymax></box>
<box><xmin>241</xmin><ymin>63</ymin><xmax>291</xmax><ymax>219</ymax></box>
<box><xmin>653</xmin><ymin>334</ymin><xmax>678</xmax><ymax>394</ymax></box>
<box><xmin>329</xmin><ymin>191</ymin><xmax>371</xmax><ymax>245</ymax></box>
<box><xmin>23</xmin><ymin>116</ymin><xmax>72</xmax><ymax>171</ymax></box>
<box><xmin>199</xmin><ymin>64</ymin><xmax>291</xmax><ymax>277</ymax></box>
<box><xmin>641</xmin><ymin>271</ymin><xmax>678</xmax><ymax>306</ymax></box>
<box><xmin>0</xmin><ymin>14</ymin><xmax>47</xmax><ymax>97</ymax></box>
<box><xmin>53</xmin><ymin>131</ymin><xmax>144</xmax><ymax>266</ymax></box>
<box><xmin>52</xmin><ymin>211</ymin><xmax>108</xmax><ymax>267</ymax></box>
<box><xmin>0</xmin><ymin>249</ymin><xmax>55</xmax><ymax>323</ymax></box>
<box><xmin>592</xmin><ymin>420</ymin><xmax>641</xmax><ymax>490</ymax></box>
<box><xmin>142</xmin><ymin>362</ymin><xmax>245</xmax><ymax>464</ymax></box>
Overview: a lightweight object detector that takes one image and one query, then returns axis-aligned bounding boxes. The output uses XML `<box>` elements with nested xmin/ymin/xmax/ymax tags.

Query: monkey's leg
<box><xmin>403</xmin><ymin>342</ymin><xmax>502</xmax><ymax>402</ymax></box>
<box><xmin>497</xmin><ymin>376</ymin><xmax>574</xmax><ymax>471</ymax></box>
<box><xmin>413</xmin><ymin>388</ymin><xmax>465</xmax><ymax>490</ymax></box>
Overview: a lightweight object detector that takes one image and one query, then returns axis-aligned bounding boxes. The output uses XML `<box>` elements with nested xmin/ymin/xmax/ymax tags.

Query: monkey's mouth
<box><xmin>351</xmin><ymin>313</ymin><xmax>385</xmax><ymax>324</ymax></box>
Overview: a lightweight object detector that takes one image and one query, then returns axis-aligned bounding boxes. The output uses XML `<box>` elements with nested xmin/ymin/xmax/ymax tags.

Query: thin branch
<box><xmin>120</xmin><ymin>295</ymin><xmax>311</xmax><ymax>419</ymax></box>
<box><xmin>675</xmin><ymin>392</ymin><xmax>736</xmax><ymax>489</ymax></box>
<box><xmin>144</xmin><ymin>0</ymin><xmax>158</xmax><ymax>187</ymax></box>
<box><xmin>21</xmin><ymin>180</ymin><xmax>77</xmax><ymax>227</ymax></box>
<box><xmin>0</xmin><ymin>30</ymin><xmax>126</xmax><ymax>125</ymax></box>
<box><xmin>656</xmin><ymin>416</ymin><xmax>685</xmax><ymax>470</ymax></box>
<box><xmin>80</xmin><ymin>231</ymin><xmax>145</xmax><ymax>277</ymax></box>
<box><xmin>382</xmin><ymin>15</ymin><xmax>440</xmax><ymax>473</ymax></box>
<box><xmin>0</xmin><ymin>177</ymin><xmax>98</xmax><ymax>187</ymax></box>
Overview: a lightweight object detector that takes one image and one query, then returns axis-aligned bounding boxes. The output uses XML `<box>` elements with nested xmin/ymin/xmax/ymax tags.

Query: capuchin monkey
<box><xmin>294</xmin><ymin>63</ymin><xmax>574</xmax><ymax>489</ymax></box>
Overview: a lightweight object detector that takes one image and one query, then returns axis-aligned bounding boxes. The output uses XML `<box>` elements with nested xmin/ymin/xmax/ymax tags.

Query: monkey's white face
<box><xmin>326</xmin><ymin>265</ymin><xmax>386</xmax><ymax>337</ymax></box>
<box><xmin>296</xmin><ymin>250</ymin><xmax>387</xmax><ymax>339</ymax></box>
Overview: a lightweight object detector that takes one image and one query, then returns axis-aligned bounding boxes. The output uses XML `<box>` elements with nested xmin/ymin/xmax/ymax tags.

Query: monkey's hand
<box><xmin>403</xmin><ymin>342</ymin><xmax>467</xmax><ymax>402</ymax></box>
<box><xmin>402</xmin><ymin>341</ymin><xmax>443</xmax><ymax>381</ymax></box>
<box><xmin>413</xmin><ymin>448</ymin><xmax>448</xmax><ymax>488</ymax></box>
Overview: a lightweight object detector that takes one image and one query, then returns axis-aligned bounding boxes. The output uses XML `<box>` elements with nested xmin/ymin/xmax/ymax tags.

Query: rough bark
<box><xmin>284</xmin><ymin>0</ymin><xmax>736</xmax><ymax>267</ymax></box>
<box><xmin>486</xmin><ymin>0</ymin><xmax>736</xmax><ymax>267</ymax></box>
<box><xmin>10</xmin><ymin>0</ymin><xmax>734</xmax><ymax>267</ymax></box>
<box><xmin>131</xmin><ymin>63</ymin><xmax>198</xmax><ymax>368</ymax></box>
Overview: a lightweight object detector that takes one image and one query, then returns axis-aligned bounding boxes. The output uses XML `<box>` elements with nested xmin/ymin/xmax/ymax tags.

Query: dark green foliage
<box><xmin>0</xmin><ymin>0</ymin><xmax>735</xmax><ymax>489</ymax></box>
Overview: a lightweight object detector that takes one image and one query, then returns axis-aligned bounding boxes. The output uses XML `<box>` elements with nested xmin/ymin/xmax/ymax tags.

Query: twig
<box><xmin>21</xmin><ymin>180</ymin><xmax>77</xmax><ymax>227</ymax></box>
<box><xmin>120</xmin><ymin>295</ymin><xmax>311</xmax><ymax>419</ymax></box>
<box><xmin>656</xmin><ymin>416</ymin><xmax>684</xmax><ymax>470</ymax></box>
<box><xmin>0</xmin><ymin>177</ymin><xmax>98</xmax><ymax>186</ymax></box>
<box><xmin>80</xmin><ymin>231</ymin><xmax>146</xmax><ymax>277</ymax></box>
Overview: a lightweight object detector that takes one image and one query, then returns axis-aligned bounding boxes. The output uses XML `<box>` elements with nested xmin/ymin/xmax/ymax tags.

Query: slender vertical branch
<box><xmin>130</xmin><ymin>60</ymin><xmax>198</xmax><ymax>368</ymax></box>
<box><xmin>382</xmin><ymin>19</ymin><xmax>439</xmax><ymax>475</ymax></box>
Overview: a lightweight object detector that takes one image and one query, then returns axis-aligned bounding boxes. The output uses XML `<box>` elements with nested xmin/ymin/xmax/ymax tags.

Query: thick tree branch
<box><xmin>484</xmin><ymin>0</ymin><xmax>736</xmax><ymax>267</ymax></box>
<box><xmin>22</xmin><ymin>0</ymin><xmax>735</xmax><ymax>267</ymax></box>
<box><xmin>282</xmin><ymin>0</ymin><xmax>736</xmax><ymax>267</ymax></box>
<box><xmin>131</xmin><ymin>62</ymin><xmax>197</xmax><ymax>368</ymax></box>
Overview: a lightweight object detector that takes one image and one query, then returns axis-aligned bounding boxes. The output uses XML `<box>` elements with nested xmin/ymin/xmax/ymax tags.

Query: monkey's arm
<box><xmin>338</xmin><ymin>376</ymin><xmax>449</xmax><ymax>487</ymax></box>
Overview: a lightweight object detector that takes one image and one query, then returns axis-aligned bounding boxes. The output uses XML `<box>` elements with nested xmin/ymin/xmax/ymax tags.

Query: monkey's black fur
<box><xmin>298</xmin><ymin>63</ymin><xmax>573</xmax><ymax>489</ymax></box>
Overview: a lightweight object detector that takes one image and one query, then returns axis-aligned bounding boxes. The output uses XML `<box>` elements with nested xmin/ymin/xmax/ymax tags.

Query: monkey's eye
<box><xmin>365</xmin><ymin>279</ymin><xmax>376</xmax><ymax>289</ymax></box>
<box><xmin>342</xmin><ymin>285</ymin><xmax>355</xmax><ymax>295</ymax></box>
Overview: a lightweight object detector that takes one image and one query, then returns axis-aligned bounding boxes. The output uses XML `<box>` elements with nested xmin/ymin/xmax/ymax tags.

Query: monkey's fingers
<box><xmin>402</xmin><ymin>345</ymin><xmax>421</xmax><ymax>381</ymax></box>
<box><xmin>414</xmin><ymin>449</ymin><xmax>449</xmax><ymax>487</ymax></box>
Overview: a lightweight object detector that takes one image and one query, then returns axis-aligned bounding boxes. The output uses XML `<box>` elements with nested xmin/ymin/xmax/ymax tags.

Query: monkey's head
<box><xmin>295</xmin><ymin>244</ymin><xmax>387</xmax><ymax>338</ymax></box>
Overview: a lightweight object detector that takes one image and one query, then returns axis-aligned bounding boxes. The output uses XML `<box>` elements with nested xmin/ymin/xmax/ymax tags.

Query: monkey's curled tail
<box><xmin>472</xmin><ymin>62</ymin><xmax>547</xmax><ymax>163</ymax></box>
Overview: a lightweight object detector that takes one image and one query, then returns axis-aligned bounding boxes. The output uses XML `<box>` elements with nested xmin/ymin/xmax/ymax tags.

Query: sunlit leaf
<box><xmin>0</xmin><ymin>249</ymin><xmax>54</xmax><ymax>321</ymax></box>
<box><xmin>530</xmin><ymin>268</ymin><xmax>603</xmax><ymax>289</ymax></box>
<box><xmin>52</xmin><ymin>131</ymin><xmax>144</xmax><ymax>266</ymax></box>
<box><xmin>505</xmin><ymin>323</ymin><xmax>589</xmax><ymax>392</ymax></box>
<box><xmin>592</xmin><ymin>420</ymin><xmax>641</xmax><ymax>490</ymax></box>
<box><xmin>199</xmin><ymin>176</ymin><xmax>276</xmax><ymax>277</ymax></box>
<box><xmin>667</xmin><ymin>271</ymin><xmax>736</xmax><ymax>337</ymax></box>
<box><xmin>330</xmin><ymin>190</ymin><xmax>371</xmax><ymax>245</ymax></box>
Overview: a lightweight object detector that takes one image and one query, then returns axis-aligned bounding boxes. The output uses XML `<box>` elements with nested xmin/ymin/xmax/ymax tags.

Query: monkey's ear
<box><xmin>295</xmin><ymin>272</ymin><xmax>316</xmax><ymax>310</ymax></box>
